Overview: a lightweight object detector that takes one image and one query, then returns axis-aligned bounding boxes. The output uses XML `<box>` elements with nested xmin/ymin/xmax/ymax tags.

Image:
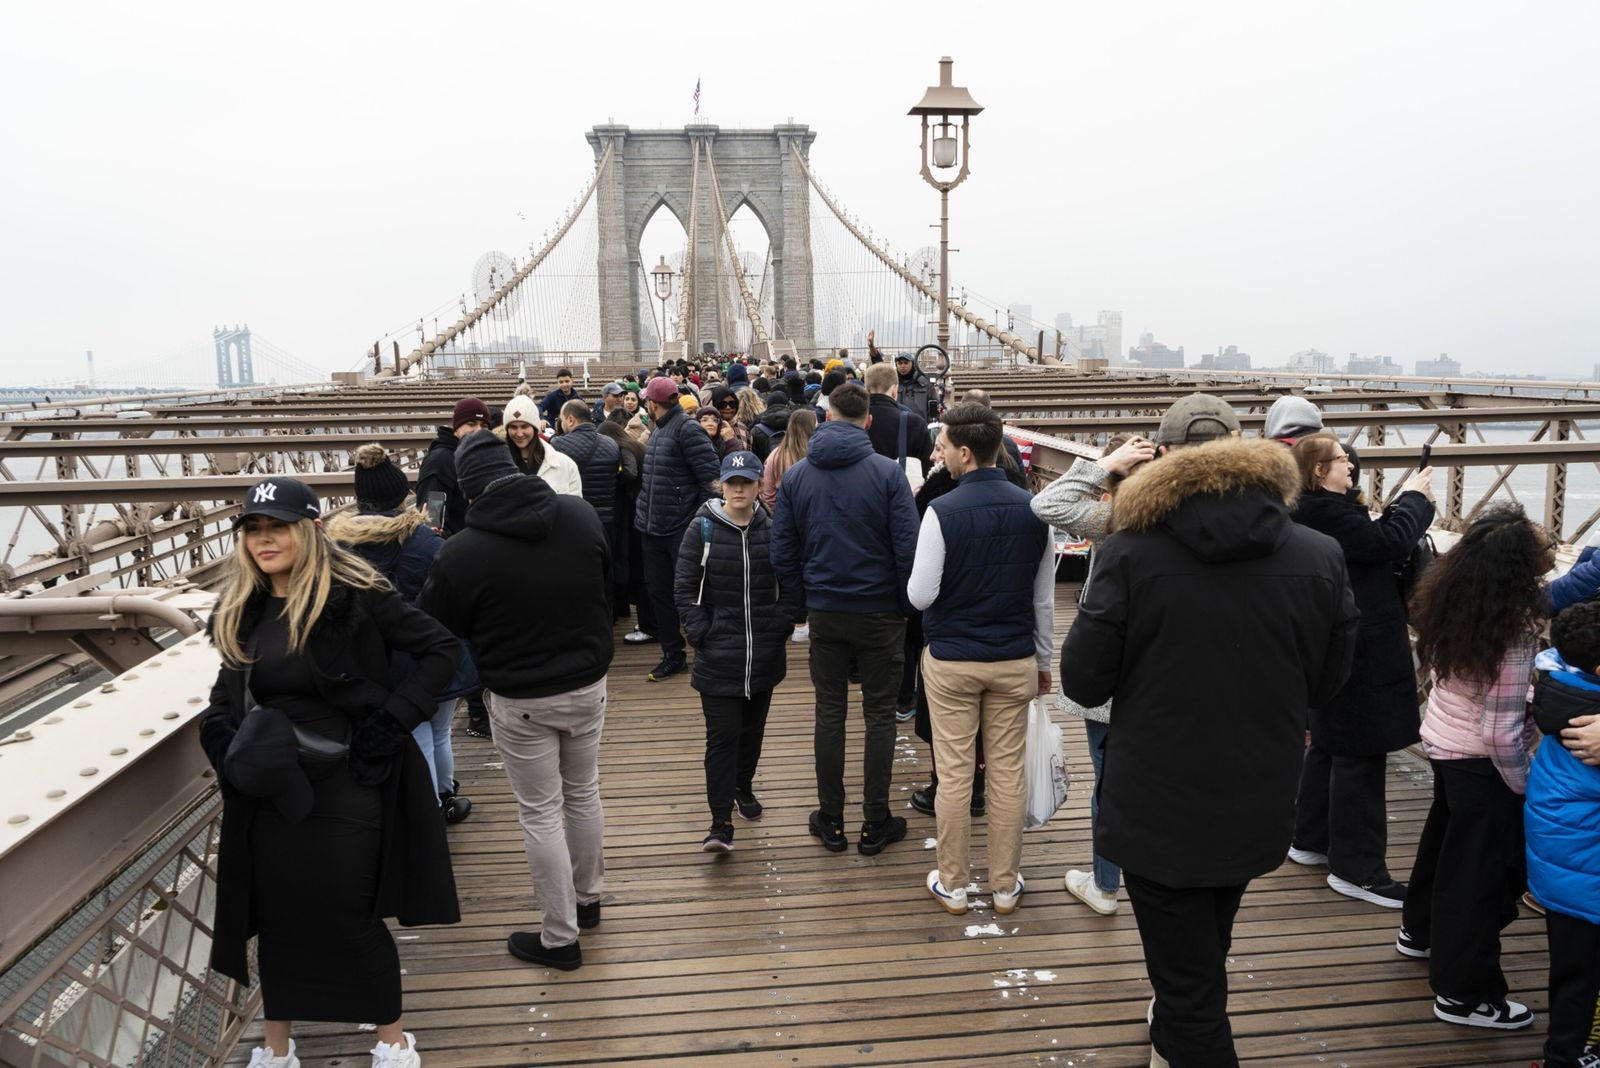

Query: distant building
<box><xmin>1345</xmin><ymin>353</ymin><xmax>1404</xmax><ymax>376</ymax></box>
<box><xmin>1286</xmin><ymin>349</ymin><xmax>1336</xmax><ymax>374</ymax></box>
<box><xmin>1128</xmin><ymin>331</ymin><xmax>1186</xmax><ymax>370</ymax></box>
<box><xmin>1414</xmin><ymin>354</ymin><xmax>1461</xmax><ymax>377</ymax></box>
<box><xmin>1060</xmin><ymin>311</ymin><xmax>1123</xmax><ymax>366</ymax></box>
<box><xmin>1196</xmin><ymin>345</ymin><xmax>1252</xmax><ymax>371</ymax></box>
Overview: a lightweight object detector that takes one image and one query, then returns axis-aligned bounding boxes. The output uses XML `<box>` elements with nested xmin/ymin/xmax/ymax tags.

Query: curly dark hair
<box><xmin>1552</xmin><ymin>600</ymin><xmax>1600</xmax><ymax>675</ymax></box>
<box><xmin>1410</xmin><ymin>504</ymin><xmax>1549</xmax><ymax>685</ymax></box>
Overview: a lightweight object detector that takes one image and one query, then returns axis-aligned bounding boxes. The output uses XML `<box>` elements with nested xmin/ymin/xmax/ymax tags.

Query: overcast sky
<box><xmin>2</xmin><ymin>1</ymin><xmax>1596</xmax><ymax>385</ymax></box>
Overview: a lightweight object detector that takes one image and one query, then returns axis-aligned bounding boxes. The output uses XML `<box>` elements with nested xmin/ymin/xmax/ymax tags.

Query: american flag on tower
<box><xmin>693</xmin><ymin>78</ymin><xmax>701</xmax><ymax>116</ymax></box>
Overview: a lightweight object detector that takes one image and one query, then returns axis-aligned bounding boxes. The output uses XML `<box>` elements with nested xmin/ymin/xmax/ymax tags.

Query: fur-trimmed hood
<box><xmin>327</xmin><ymin>509</ymin><xmax>429</xmax><ymax>548</ymax></box>
<box><xmin>1112</xmin><ymin>437</ymin><xmax>1302</xmax><ymax>564</ymax></box>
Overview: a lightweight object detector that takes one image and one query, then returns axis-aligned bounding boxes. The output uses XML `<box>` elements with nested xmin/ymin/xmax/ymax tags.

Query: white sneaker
<box><xmin>247</xmin><ymin>1042</ymin><xmax>300</xmax><ymax>1068</ymax></box>
<box><xmin>1064</xmin><ymin>869</ymin><xmax>1119</xmax><ymax>915</ymax></box>
<box><xmin>1432</xmin><ymin>996</ymin><xmax>1533</xmax><ymax>1030</ymax></box>
<box><xmin>790</xmin><ymin>624</ymin><xmax>810</xmax><ymax>642</ymax></box>
<box><xmin>623</xmin><ymin>629</ymin><xmax>654</xmax><ymax>644</ymax></box>
<box><xmin>1287</xmin><ymin>846</ymin><xmax>1328</xmax><ymax>866</ymax></box>
<box><xmin>926</xmin><ymin>869</ymin><xmax>968</xmax><ymax>915</ymax></box>
<box><xmin>993</xmin><ymin>873</ymin><xmax>1025</xmax><ymax>915</ymax></box>
<box><xmin>370</xmin><ymin>1032</ymin><xmax>421</xmax><ymax>1068</ymax></box>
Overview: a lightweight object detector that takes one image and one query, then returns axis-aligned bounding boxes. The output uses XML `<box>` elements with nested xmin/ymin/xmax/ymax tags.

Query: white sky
<box><xmin>1</xmin><ymin>0</ymin><xmax>1596</xmax><ymax>384</ymax></box>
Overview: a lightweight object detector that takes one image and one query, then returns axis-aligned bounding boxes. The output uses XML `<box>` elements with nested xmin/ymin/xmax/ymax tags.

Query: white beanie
<box><xmin>1263</xmin><ymin>395</ymin><xmax>1323</xmax><ymax>442</ymax></box>
<box><xmin>503</xmin><ymin>394</ymin><xmax>542</xmax><ymax>431</ymax></box>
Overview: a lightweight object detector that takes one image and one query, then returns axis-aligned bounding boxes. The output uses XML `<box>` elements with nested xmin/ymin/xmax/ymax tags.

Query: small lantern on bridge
<box><xmin>650</xmin><ymin>255</ymin><xmax>676</xmax><ymax>344</ymax></box>
<box><xmin>909</xmin><ymin>56</ymin><xmax>983</xmax><ymax>353</ymax></box>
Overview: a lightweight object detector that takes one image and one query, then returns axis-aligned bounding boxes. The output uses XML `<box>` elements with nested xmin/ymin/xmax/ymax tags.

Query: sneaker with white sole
<box><xmin>1432</xmin><ymin>996</ymin><xmax>1533</xmax><ymax>1030</ymax></box>
<box><xmin>1287</xmin><ymin>846</ymin><xmax>1328</xmax><ymax>866</ymax></box>
<box><xmin>369</xmin><ymin>1032</ymin><xmax>421</xmax><ymax>1068</ymax></box>
<box><xmin>1395</xmin><ymin>926</ymin><xmax>1430</xmax><ymax>959</ymax></box>
<box><xmin>993</xmin><ymin>873</ymin><xmax>1025</xmax><ymax>915</ymax></box>
<box><xmin>895</xmin><ymin>707</ymin><xmax>916</xmax><ymax>721</ymax></box>
<box><xmin>790</xmin><ymin>624</ymin><xmax>810</xmax><ymax>642</ymax></box>
<box><xmin>1148</xmin><ymin>997</ymin><xmax>1169</xmax><ymax>1068</ymax></box>
<box><xmin>1064</xmin><ymin>869</ymin><xmax>1119</xmax><ymax>915</ymax></box>
<box><xmin>247</xmin><ymin>1042</ymin><xmax>300</xmax><ymax>1068</ymax></box>
<box><xmin>926</xmin><ymin>870</ymin><xmax>968</xmax><ymax>915</ymax></box>
<box><xmin>1327</xmin><ymin>873</ymin><xmax>1406</xmax><ymax>908</ymax></box>
<box><xmin>623</xmin><ymin>629</ymin><xmax>654</xmax><ymax>644</ymax></box>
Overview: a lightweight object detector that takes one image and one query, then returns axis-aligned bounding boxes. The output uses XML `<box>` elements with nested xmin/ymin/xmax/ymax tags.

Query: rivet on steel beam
<box><xmin>124</xmin><ymin>674</ymin><xmax>139</xmax><ymax>681</ymax></box>
<box><xmin>166</xmin><ymin>650</ymin><xmax>181</xmax><ymax>657</ymax></box>
<box><xmin>43</xmin><ymin>716</ymin><xmax>62</xmax><ymax>725</ymax></box>
<box><xmin>138</xmin><ymin>729</ymin><xmax>155</xmax><ymax>737</ymax></box>
<box><xmin>147</xmin><ymin>662</ymin><xmax>162</xmax><ymax>669</ymax></box>
<box><xmin>99</xmin><ymin>684</ymin><xmax>115</xmax><ymax>694</ymax></box>
<box><xmin>110</xmin><ymin>747</ymin><xmax>128</xmax><ymax>757</ymax></box>
<box><xmin>7</xmin><ymin>814</ymin><xmax>27</xmax><ymax>825</ymax></box>
<box><xmin>185</xmin><ymin>639</ymin><xmax>201</xmax><ymax>647</ymax></box>
<box><xmin>162</xmin><ymin>712</ymin><xmax>178</xmax><ymax>720</ymax></box>
<box><xmin>73</xmin><ymin>701</ymin><xmax>91</xmax><ymax>709</ymax></box>
<box><xmin>79</xmin><ymin>768</ymin><xmax>98</xmax><ymax>777</ymax></box>
<box><xmin>13</xmin><ymin>730</ymin><xmax>32</xmax><ymax>742</ymax></box>
<box><xmin>46</xmin><ymin>789</ymin><xmax>65</xmax><ymax>800</ymax></box>
<box><xmin>186</xmin><ymin>697</ymin><xmax>203</xmax><ymax>705</ymax></box>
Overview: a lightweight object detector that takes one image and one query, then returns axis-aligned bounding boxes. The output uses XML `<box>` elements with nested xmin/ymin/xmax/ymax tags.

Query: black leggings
<box><xmin>701</xmin><ymin>692</ymin><xmax>773</xmax><ymax>818</ymax></box>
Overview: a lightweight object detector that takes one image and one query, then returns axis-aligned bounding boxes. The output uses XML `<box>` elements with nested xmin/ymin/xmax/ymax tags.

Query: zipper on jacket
<box><xmin>741</xmin><ymin>524</ymin><xmax>753</xmax><ymax>698</ymax></box>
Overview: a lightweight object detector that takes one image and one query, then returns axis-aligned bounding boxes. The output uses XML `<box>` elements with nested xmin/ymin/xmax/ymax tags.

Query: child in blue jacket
<box><xmin>1527</xmin><ymin>601</ymin><xmax>1600</xmax><ymax>1066</ymax></box>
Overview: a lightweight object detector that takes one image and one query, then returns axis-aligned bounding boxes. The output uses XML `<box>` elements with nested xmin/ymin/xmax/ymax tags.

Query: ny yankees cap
<box><xmin>235</xmin><ymin>477</ymin><xmax>323</xmax><ymax>526</ymax></box>
<box><xmin>719</xmin><ymin>450</ymin><xmax>761</xmax><ymax>482</ymax></box>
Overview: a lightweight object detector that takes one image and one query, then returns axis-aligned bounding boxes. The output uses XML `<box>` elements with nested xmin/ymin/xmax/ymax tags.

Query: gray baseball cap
<box><xmin>1155</xmin><ymin>393</ymin><xmax>1241</xmax><ymax>446</ymax></box>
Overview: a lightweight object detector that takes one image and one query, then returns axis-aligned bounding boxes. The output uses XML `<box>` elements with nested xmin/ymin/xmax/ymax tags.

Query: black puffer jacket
<box><xmin>551</xmin><ymin>422</ymin><xmax>621</xmax><ymax>530</ymax></box>
<box><xmin>673</xmin><ymin>501</ymin><xmax>799</xmax><ymax>697</ymax></box>
<box><xmin>636</xmin><ymin>405</ymin><xmax>722</xmax><ymax>536</ymax></box>
<box><xmin>1293</xmin><ymin>487</ymin><xmax>1435</xmax><ymax>755</ymax></box>
<box><xmin>419</xmin><ymin>472</ymin><xmax>613</xmax><ymax>699</ymax></box>
<box><xmin>415</xmin><ymin>427</ymin><xmax>465</xmax><ymax>535</ymax></box>
<box><xmin>1062</xmin><ymin>438</ymin><xmax>1359</xmax><ymax>887</ymax></box>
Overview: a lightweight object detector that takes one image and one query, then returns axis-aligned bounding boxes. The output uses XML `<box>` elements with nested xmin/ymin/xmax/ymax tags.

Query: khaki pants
<box><xmin>922</xmin><ymin>650</ymin><xmax>1035</xmax><ymax>895</ymax></box>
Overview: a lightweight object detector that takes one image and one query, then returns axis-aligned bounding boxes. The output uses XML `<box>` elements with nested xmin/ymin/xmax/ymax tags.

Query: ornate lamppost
<box><xmin>909</xmin><ymin>57</ymin><xmax>982</xmax><ymax>354</ymax></box>
<box><xmin>650</xmin><ymin>255</ymin><xmax>675</xmax><ymax>349</ymax></box>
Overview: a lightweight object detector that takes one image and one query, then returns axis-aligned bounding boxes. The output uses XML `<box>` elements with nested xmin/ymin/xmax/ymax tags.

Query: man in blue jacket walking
<box><xmin>772</xmin><ymin>383</ymin><xmax>920</xmax><ymax>856</ymax></box>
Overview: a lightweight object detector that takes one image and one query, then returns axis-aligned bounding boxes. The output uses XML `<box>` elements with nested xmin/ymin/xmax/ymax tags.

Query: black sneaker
<box><xmin>507</xmin><ymin>931</ymin><xmax>582</xmax><ymax>971</ymax></box>
<box><xmin>702</xmin><ymin>821</ymin><xmax>734</xmax><ymax>852</ymax></box>
<box><xmin>1327</xmin><ymin>873</ymin><xmax>1406</xmax><ymax>908</ymax></box>
<box><xmin>858</xmin><ymin>815</ymin><xmax>907</xmax><ymax>856</ymax></box>
<box><xmin>647</xmin><ymin>656</ymin><xmax>686</xmax><ymax>682</ymax></box>
<box><xmin>464</xmin><ymin>708</ymin><xmax>492</xmax><ymax>739</ymax></box>
<box><xmin>577</xmin><ymin>900</ymin><xmax>601</xmax><ymax>930</ymax></box>
<box><xmin>1432</xmin><ymin>996</ymin><xmax>1533</xmax><ymax>1030</ymax></box>
<box><xmin>441</xmin><ymin>791</ymin><xmax>472</xmax><ymax>824</ymax></box>
<box><xmin>734</xmin><ymin>789</ymin><xmax>763</xmax><ymax>821</ymax></box>
<box><xmin>1395</xmin><ymin>926</ymin><xmax>1429</xmax><ymax>959</ymax></box>
<box><xmin>808</xmin><ymin>809</ymin><xmax>848</xmax><ymax>852</ymax></box>
<box><xmin>910</xmin><ymin>783</ymin><xmax>936</xmax><ymax>816</ymax></box>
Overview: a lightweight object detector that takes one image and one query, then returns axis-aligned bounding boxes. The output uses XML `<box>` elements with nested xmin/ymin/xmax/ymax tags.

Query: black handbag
<box><xmin>242</xmin><ymin>632</ymin><xmax>350</xmax><ymax>780</ymax></box>
<box><xmin>1396</xmin><ymin>533</ymin><xmax>1438</xmax><ymax>602</ymax></box>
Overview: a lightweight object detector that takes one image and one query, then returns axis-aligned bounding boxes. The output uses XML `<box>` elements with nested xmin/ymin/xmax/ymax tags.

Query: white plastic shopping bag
<box><xmin>1024</xmin><ymin>698</ymin><xmax>1069</xmax><ymax>829</ymax></box>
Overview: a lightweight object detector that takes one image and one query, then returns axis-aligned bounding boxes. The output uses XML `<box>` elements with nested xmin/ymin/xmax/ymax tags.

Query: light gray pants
<box><xmin>487</xmin><ymin>678</ymin><xmax>607</xmax><ymax>948</ymax></box>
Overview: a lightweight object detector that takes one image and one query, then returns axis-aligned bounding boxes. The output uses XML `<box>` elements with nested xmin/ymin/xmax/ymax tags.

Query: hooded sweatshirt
<box><xmin>416</xmin><ymin>427</ymin><xmax>466</xmax><ymax>535</ymax></box>
<box><xmin>769</xmin><ymin>420</ymin><xmax>920</xmax><ymax>615</ymax></box>
<box><xmin>418</xmin><ymin>472</ymin><xmax>613</xmax><ymax>698</ymax></box>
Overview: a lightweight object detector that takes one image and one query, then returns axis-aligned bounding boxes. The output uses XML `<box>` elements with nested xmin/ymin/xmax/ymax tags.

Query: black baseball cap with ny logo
<box><xmin>235</xmin><ymin>477</ymin><xmax>322</xmax><ymax>526</ymax></box>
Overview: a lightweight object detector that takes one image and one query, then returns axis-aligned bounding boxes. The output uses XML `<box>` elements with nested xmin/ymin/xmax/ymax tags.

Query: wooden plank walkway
<box><xmin>238</xmin><ymin>587</ymin><xmax>1550</xmax><ymax>1066</ymax></box>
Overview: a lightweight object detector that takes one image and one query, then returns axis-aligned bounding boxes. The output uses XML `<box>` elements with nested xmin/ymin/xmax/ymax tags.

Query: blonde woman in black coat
<box><xmin>1287</xmin><ymin>433</ymin><xmax>1435</xmax><ymax>909</ymax></box>
<box><xmin>200</xmin><ymin>478</ymin><xmax>460</xmax><ymax>1068</ymax></box>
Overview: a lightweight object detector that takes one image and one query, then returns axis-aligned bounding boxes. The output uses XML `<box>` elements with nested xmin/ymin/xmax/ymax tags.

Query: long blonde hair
<box><xmin>769</xmin><ymin>409</ymin><xmax>818</xmax><ymax>482</ymax></box>
<box><xmin>736</xmin><ymin>389</ymin><xmax>766</xmax><ymax>425</ymax></box>
<box><xmin>212</xmin><ymin>518</ymin><xmax>387</xmax><ymax>666</ymax></box>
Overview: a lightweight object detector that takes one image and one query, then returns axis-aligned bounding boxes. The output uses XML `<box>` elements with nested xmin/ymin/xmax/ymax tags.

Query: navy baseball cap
<box><xmin>720</xmin><ymin>451</ymin><xmax>761</xmax><ymax>482</ymax></box>
<box><xmin>235</xmin><ymin>477</ymin><xmax>322</xmax><ymax>526</ymax></box>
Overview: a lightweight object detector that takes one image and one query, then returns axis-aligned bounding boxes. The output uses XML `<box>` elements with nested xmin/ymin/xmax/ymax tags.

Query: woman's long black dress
<box><xmin>249</xmin><ymin>597</ymin><xmax>400</xmax><ymax>1023</ymax></box>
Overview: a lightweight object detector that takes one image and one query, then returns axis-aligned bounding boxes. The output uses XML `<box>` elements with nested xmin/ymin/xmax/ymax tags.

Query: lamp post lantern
<box><xmin>649</xmin><ymin>255</ymin><xmax>675</xmax><ymax>346</ymax></box>
<box><xmin>909</xmin><ymin>56</ymin><xmax>982</xmax><ymax>354</ymax></box>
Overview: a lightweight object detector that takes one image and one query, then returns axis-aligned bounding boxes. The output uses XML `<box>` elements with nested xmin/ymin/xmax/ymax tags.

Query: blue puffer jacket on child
<box><xmin>1526</xmin><ymin>648</ymin><xmax>1600</xmax><ymax>924</ymax></box>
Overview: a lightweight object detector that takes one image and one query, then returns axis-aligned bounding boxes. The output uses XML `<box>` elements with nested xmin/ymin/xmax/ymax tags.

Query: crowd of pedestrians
<box><xmin>201</xmin><ymin>354</ymin><xmax>1600</xmax><ymax>1068</ymax></box>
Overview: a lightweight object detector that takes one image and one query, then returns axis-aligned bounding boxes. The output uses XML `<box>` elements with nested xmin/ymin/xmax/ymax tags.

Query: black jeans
<box><xmin>809</xmin><ymin>610</ymin><xmax>905</xmax><ymax>824</ymax></box>
<box><xmin>1124</xmin><ymin>871</ymin><xmax>1248</xmax><ymax>1067</ymax></box>
<box><xmin>641</xmin><ymin>532</ymin><xmax>684</xmax><ymax>660</ymax></box>
<box><xmin>1544</xmin><ymin>909</ymin><xmax>1600</xmax><ymax>1066</ymax></box>
<box><xmin>1293</xmin><ymin>744</ymin><xmax>1391</xmax><ymax>884</ymax></box>
<box><xmin>701</xmin><ymin>692</ymin><xmax>773</xmax><ymax>818</ymax></box>
<box><xmin>1400</xmin><ymin>758</ymin><xmax>1526</xmax><ymax>1003</ymax></box>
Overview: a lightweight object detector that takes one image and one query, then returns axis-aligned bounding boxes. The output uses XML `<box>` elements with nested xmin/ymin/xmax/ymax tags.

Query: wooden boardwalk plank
<box><xmin>235</xmin><ymin>587</ymin><xmax>1549</xmax><ymax>1066</ymax></box>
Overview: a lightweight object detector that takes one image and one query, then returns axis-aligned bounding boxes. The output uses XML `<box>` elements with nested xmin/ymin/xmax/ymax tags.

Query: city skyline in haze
<box><xmin>1</xmin><ymin>2</ymin><xmax>1596</xmax><ymax>386</ymax></box>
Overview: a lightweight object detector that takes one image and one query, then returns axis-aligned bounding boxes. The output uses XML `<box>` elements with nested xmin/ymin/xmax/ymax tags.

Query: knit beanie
<box><xmin>454</xmin><ymin>429</ymin><xmax>522</xmax><ymax>500</ymax></box>
<box><xmin>502</xmin><ymin>394</ymin><xmax>542</xmax><ymax>430</ymax></box>
<box><xmin>1263</xmin><ymin>396</ymin><xmax>1324</xmax><ymax>442</ymax></box>
<box><xmin>451</xmin><ymin>396</ymin><xmax>491</xmax><ymax>430</ymax></box>
<box><xmin>352</xmin><ymin>443</ymin><xmax>409</xmax><ymax>513</ymax></box>
<box><xmin>726</xmin><ymin>362</ymin><xmax>750</xmax><ymax>388</ymax></box>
